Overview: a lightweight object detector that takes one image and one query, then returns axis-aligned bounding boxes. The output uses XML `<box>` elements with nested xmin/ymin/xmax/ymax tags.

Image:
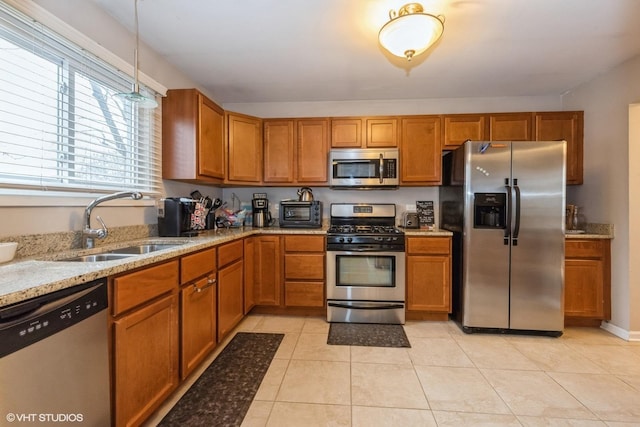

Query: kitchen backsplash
<box><xmin>1</xmin><ymin>224</ymin><xmax>156</xmax><ymax>260</ymax></box>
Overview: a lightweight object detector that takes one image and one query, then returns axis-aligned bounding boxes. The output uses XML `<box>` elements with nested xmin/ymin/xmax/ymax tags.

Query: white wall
<box><xmin>629</xmin><ymin>104</ymin><xmax>640</xmax><ymax>336</ymax></box>
<box><xmin>563</xmin><ymin>54</ymin><xmax>640</xmax><ymax>338</ymax></box>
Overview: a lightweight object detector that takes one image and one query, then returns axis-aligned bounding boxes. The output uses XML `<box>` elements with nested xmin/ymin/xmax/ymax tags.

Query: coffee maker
<box><xmin>158</xmin><ymin>197</ymin><xmax>197</xmax><ymax>236</ymax></box>
<box><xmin>252</xmin><ymin>193</ymin><xmax>270</xmax><ymax>228</ymax></box>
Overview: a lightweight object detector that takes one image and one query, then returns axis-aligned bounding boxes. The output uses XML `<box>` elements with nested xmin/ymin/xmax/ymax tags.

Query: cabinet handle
<box><xmin>193</xmin><ymin>279</ymin><xmax>216</xmax><ymax>293</ymax></box>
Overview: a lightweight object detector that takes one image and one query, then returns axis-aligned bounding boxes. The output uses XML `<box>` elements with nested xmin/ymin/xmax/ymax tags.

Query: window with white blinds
<box><xmin>0</xmin><ymin>2</ymin><xmax>162</xmax><ymax>195</ymax></box>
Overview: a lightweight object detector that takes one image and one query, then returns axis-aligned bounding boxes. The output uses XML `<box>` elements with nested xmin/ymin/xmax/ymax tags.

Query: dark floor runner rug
<box><xmin>327</xmin><ymin>323</ymin><xmax>411</xmax><ymax>348</ymax></box>
<box><xmin>158</xmin><ymin>332</ymin><xmax>284</xmax><ymax>427</ymax></box>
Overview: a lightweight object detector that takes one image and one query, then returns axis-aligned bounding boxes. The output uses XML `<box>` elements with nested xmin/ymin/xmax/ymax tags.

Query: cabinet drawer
<box><xmin>566</xmin><ymin>239</ymin><xmax>605</xmax><ymax>259</ymax></box>
<box><xmin>284</xmin><ymin>235</ymin><xmax>325</xmax><ymax>252</ymax></box>
<box><xmin>407</xmin><ymin>237</ymin><xmax>451</xmax><ymax>255</ymax></box>
<box><xmin>285</xmin><ymin>282</ymin><xmax>324</xmax><ymax>307</ymax></box>
<box><xmin>180</xmin><ymin>247</ymin><xmax>216</xmax><ymax>284</ymax></box>
<box><xmin>113</xmin><ymin>261</ymin><xmax>179</xmax><ymax>316</ymax></box>
<box><xmin>218</xmin><ymin>240</ymin><xmax>243</xmax><ymax>267</ymax></box>
<box><xmin>285</xmin><ymin>253</ymin><xmax>324</xmax><ymax>280</ymax></box>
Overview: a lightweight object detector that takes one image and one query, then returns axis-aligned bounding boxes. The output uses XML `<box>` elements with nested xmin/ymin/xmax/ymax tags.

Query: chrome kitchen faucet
<box><xmin>83</xmin><ymin>191</ymin><xmax>143</xmax><ymax>249</ymax></box>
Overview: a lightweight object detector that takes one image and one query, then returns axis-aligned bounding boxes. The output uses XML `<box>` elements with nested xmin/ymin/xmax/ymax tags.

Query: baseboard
<box><xmin>599</xmin><ymin>321</ymin><xmax>640</xmax><ymax>341</ymax></box>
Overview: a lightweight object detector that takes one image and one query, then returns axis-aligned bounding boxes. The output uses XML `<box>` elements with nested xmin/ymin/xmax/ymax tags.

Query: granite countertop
<box><xmin>0</xmin><ymin>223</ymin><xmax>611</xmax><ymax>309</ymax></box>
<box><xmin>0</xmin><ymin>226</ymin><xmax>324</xmax><ymax>308</ymax></box>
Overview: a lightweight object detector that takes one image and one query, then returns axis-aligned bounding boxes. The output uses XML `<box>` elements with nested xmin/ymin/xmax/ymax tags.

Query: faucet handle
<box><xmin>95</xmin><ymin>215</ymin><xmax>108</xmax><ymax>239</ymax></box>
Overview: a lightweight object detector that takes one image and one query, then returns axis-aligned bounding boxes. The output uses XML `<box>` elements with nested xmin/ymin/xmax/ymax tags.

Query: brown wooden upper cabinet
<box><xmin>400</xmin><ymin>116</ymin><xmax>442</xmax><ymax>185</ymax></box>
<box><xmin>264</xmin><ymin>120</ymin><xmax>295</xmax><ymax>183</ymax></box>
<box><xmin>535</xmin><ymin>111</ymin><xmax>584</xmax><ymax>185</ymax></box>
<box><xmin>162</xmin><ymin>89</ymin><xmax>225</xmax><ymax>182</ymax></box>
<box><xmin>330</xmin><ymin>118</ymin><xmax>363</xmax><ymax>148</ymax></box>
<box><xmin>441</xmin><ymin>114</ymin><xmax>487</xmax><ymax>150</ymax></box>
<box><xmin>489</xmin><ymin>112</ymin><xmax>533</xmax><ymax>141</ymax></box>
<box><xmin>330</xmin><ymin>117</ymin><xmax>398</xmax><ymax>148</ymax></box>
<box><xmin>263</xmin><ymin>118</ymin><xmax>328</xmax><ymax>185</ymax></box>
<box><xmin>226</xmin><ymin>111</ymin><xmax>263</xmax><ymax>184</ymax></box>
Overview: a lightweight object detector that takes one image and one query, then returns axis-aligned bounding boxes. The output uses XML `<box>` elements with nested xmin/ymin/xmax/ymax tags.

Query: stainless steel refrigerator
<box><xmin>440</xmin><ymin>140</ymin><xmax>566</xmax><ymax>336</ymax></box>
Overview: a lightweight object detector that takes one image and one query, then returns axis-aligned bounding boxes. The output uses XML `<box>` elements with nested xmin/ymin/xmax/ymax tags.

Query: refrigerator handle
<box><xmin>504</xmin><ymin>178</ymin><xmax>511</xmax><ymax>245</ymax></box>
<box><xmin>513</xmin><ymin>179</ymin><xmax>521</xmax><ymax>245</ymax></box>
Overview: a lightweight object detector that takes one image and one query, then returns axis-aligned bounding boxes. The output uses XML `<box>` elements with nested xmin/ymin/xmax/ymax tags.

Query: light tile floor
<box><xmin>146</xmin><ymin>315</ymin><xmax>640</xmax><ymax>427</ymax></box>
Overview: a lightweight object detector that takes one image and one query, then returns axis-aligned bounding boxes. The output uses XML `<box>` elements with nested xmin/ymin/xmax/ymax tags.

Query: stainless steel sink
<box><xmin>108</xmin><ymin>243</ymin><xmax>183</xmax><ymax>255</ymax></box>
<box><xmin>60</xmin><ymin>253</ymin><xmax>137</xmax><ymax>262</ymax></box>
<box><xmin>55</xmin><ymin>241</ymin><xmax>186</xmax><ymax>262</ymax></box>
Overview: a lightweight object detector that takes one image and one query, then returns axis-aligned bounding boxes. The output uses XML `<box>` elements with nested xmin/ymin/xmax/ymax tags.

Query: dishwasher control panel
<box><xmin>0</xmin><ymin>278</ymin><xmax>107</xmax><ymax>358</ymax></box>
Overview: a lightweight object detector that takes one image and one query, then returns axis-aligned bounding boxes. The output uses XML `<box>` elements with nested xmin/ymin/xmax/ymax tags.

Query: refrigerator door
<box><xmin>509</xmin><ymin>141</ymin><xmax>566</xmax><ymax>331</ymax></box>
<box><xmin>462</xmin><ymin>141</ymin><xmax>512</xmax><ymax>329</ymax></box>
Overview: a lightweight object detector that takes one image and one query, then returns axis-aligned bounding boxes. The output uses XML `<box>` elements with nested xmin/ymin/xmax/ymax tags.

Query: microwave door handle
<box><xmin>379</xmin><ymin>153</ymin><xmax>384</xmax><ymax>184</ymax></box>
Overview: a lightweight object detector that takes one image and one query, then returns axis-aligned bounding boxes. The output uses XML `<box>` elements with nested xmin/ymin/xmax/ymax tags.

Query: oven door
<box><xmin>326</xmin><ymin>250</ymin><xmax>405</xmax><ymax>301</ymax></box>
<box><xmin>326</xmin><ymin>250</ymin><xmax>406</xmax><ymax>324</ymax></box>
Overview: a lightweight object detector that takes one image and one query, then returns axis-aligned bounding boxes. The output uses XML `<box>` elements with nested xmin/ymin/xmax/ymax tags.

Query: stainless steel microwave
<box><xmin>329</xmin><ymin>148</ymin><xmax>399</xmax><ymax>189</ymax></box>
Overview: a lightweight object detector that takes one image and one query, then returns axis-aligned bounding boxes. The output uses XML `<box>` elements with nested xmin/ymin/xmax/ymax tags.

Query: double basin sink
<box><xmin>60</xmin><ymin>243</ymin><xmax>184</xmax><ymax>262</ymax></box>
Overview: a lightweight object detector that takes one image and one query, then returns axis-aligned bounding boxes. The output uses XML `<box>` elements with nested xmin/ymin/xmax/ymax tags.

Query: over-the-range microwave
<box><xmin>329</xmin><ymin>148</ymin><xmax>399</xmax><ymax>189</ymax></box>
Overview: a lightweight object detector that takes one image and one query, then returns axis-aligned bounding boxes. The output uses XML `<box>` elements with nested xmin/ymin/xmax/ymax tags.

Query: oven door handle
<box><xmin>327</xmin><ymin>302</ymin><xmax>405</xmax><ymax>310</ymax></box>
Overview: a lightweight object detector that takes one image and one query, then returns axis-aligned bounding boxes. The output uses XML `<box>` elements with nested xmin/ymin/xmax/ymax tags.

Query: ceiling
<box><xmin>88</xmin><ymin>0</ymin><xmax>640</xmax><ymax>104</ymax></box>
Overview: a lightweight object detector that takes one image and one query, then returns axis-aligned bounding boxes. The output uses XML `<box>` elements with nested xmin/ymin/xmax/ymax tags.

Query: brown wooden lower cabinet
<box><xmin>217</xmin><ymin>241</ymin><xmax>244</xmax><ymax>340</ymax></box>
<box><xmin>111</xmin><ymin>260</ymin><xmax>180</xmax><ymax>427</ymax></box>
<box><xmin>405</xmin><ymin>236</ymin><xmax>452</xmax><ymax>320</ymax></box>
<box><xmin>180</xmin><ymin>247</ymin><xmax>217</xmax><ymax>380</ymax></box>
<box><xmin>254</xmin><ymin>235</ymin><xmax>281</xmax><ymax>306</ymax></box>
<box><xmin>564</xmin><ymin>238</ymin><xmax>611</xmax><ymax>325</ymax></box>
<box><xmin>284</xmin><ymin>235</ymin><xmax>325</xmax><ymax>308</ymax></box>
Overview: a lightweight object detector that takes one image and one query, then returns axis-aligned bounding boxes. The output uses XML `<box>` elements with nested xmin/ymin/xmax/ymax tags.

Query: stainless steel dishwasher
<box><xmin>0</xmin><ymin>278</ymin><xmax>110</xmax><ymax>426</ymax></box>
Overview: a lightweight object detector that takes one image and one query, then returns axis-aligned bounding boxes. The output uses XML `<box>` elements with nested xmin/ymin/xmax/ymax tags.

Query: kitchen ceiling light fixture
<box><xmin>115</xmin><ymin>0</ymin><xmax>157</xmax><ymax>109</ymax></box>
<box><xmin>378</xmin><ymin>3</ymin><xmax>445</xmax><ymax>61</ymax></box>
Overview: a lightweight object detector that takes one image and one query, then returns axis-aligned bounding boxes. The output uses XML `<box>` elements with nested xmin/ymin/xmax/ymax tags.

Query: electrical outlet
<box><xmin>405</xmin><ymin>204</ymin><xmax>415</xmax><ymax>211</ymax></box>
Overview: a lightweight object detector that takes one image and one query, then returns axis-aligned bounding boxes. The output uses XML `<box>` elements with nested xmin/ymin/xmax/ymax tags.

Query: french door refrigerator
<box><xmin>440</xmin><ymin>140</ymin><xmax>566</xmax><ymax>336</ymax></box>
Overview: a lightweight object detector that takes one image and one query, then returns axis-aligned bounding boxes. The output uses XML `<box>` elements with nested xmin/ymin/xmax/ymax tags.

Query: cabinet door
<box><xmin>285</xmin><ymin>253</ymin><xmax>324</xmax><ymax>280</ymax></box>
<box><xmin>162</xmin><ymin>89</ymin><xmax>224</xmax><ymax>182</ymax></box>
<box><xmin>489</xmin><ymin>113</ymin><xmax>533</xmax><ymax>141</ymax></box>
<box><xmin>297</xmin><ymin>119</ymin><xmax>329</xmax><ymax>183</ymax></box>
<box><xmin>367</xmin><ymin>117</ymin><xmax>399</xmax><ymax>147</ymax></box>
<box><xmin>114</xmin><ymin>293</ymin><xmax>179</xmax><ymax>427</ymax></box>
<box><xmin>285</xmin><ymin>282</ymin><xmax>324</xmax><ymax>307</ymax></box>
<box><xmin>180</xmin><ymin>276</ymin><xmax>216</xmax><ymax>379</ymax></box>
<box><xmin>535</xmin><ymin>111</ymin><xmax>583</xmax><ymax>185</ymax></box>
<box><xmin>255</xmin><ymin>236</ymin><xmax>282</xmax><ymax>306</ymax></box>
<box><xmin>564</xmin><ymin>259</ymin><xmax>604</xmax><ymax>318</ymax></box>
<box><xmin>243</xmin><ymin>237</ymin><xmax>256</xmax><ymax>313</ymax></box>
<box><xmin>264</xmin><ymin>120</ymin><xmax>295</xmax><ymax>183</ymax></box>
<box><xmin>218</xmin><ymin>259</ymin><xmax>244</xmax><ymax>340</ymax></box>
<box><xmin>400</xmin><ymin>116</ymin><xmax>442</xmax><ymax>184</ymax></box>
<box><xmin>406</xmin><ymin>255</ymin><xmax>451</xmax><ymax>312</ymax></box>
<box><xmin>199</xmin><ymin>96</ymin><xmax>225</xmax><ymax>179</ymax></box>
<box><xmin>331</xmin><ymin>118</ymin><xmax>363</xmax><ymax>148</ymax></box>
<box><xmin>442</xmin><ymin>114</ymin><xmax>487</xmax><ymax>149</ymax></box>
<box><xmin>227</xmin><ymin>112</ymin><xmax>262</xmax><ymax>183</ymax></box>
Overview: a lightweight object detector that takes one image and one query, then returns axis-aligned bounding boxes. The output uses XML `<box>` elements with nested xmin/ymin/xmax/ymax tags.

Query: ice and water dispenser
<box><xmin>474</xmin><ymin>193</ymin><xmax>506</xmax><ymax>228</ymax></box>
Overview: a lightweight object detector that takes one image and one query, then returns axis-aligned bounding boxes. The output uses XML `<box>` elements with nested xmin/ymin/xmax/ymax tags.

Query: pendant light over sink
<box><xmin>378</xmin><ymin>3</ymin><xmax>445</xmax><ymax>61</ymax></box>
<box><xmin>115</xmin><ymin>0</ymin><xmax>157</xmax><ymax>109</ymax></box>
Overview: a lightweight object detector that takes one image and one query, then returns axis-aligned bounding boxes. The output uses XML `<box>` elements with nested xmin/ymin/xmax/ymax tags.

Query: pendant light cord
<box><xmin>133</xmin><ymin>0</ymin><xmax>139</xmax><ymax>92</ymax></box>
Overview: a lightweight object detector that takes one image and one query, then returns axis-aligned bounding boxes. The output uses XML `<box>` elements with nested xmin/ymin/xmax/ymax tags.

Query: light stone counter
<box><xmin>402</xmin><ymin>228</ymin><xmax>453</xmax><ymax>237</ymax></box>
<box><xmin>0</xmin><ymin>226</ymin><xmax>326</xmax><ymax>308</ymax></box>
<box><xmin>565</xmin><ymin>223</ymin><xmax>614</xmax><ymax>240</ymax></box>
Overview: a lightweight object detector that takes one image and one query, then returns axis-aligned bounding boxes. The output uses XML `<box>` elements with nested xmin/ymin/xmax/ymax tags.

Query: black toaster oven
<box><xmin>279</xmin><ymin>200</ymin><xmax>322</xmax><ymax>228</ymax></box>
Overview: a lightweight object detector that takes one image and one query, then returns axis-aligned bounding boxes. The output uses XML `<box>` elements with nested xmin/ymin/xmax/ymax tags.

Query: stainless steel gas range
<box><xmin>326</xmin><ymin>203</ymin><xmax>406</xmax><ymax>324</ymax></box>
